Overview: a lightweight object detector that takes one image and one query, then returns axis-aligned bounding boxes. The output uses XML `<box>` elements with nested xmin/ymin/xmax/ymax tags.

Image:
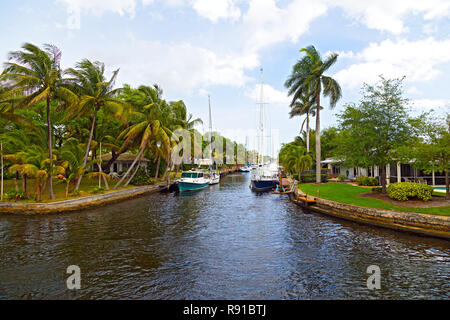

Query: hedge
<box><xmin>296</xmin><ymin>173</ymin><xmax>328</xmax><ymax>183</ymax></box>
<box><xmin>356</xmin><ymin>176</ymin><xmax>379</xmax><ymax>186</ymax></box>
<box><xmin>386</xmin><ymin>182</ymin><xmax>434</xmax><ymax>201</ymax></box>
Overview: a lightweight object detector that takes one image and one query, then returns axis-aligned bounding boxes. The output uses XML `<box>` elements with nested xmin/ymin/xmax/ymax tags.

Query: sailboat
<box><xmin>206</xmin><ymin>95</ymin><xmax>220</xmax><ymax>185</ymax></box>
<box><xmin>250</xmin><ymin>68</ymin><xmax>278</xmax><ymax>192</ymax></box>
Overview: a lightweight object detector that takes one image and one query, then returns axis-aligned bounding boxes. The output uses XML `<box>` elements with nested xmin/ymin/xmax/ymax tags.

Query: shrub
<box><xmin>356</xmin><ymin>176</ymin><xmax>379</xmax><ymax>186</ymax></box>
<box><xmin>299</xmin><ymin>173</ymin><xmax>328</xmax><ymax>183</ymax></box>
<box><xmin>90</xmin><ymin>186</ymin><xmax>105</xmax><ymax>194</ymax></box>
<box><xmin>387</xmin><ymin>182</ymin><xmax>433</xmax><ymax>201</ymax></box>
<box><xmin>129</xmin><ymin>167</ymin><xmax>156</xmax><ymax>186</ymax></box>
<box><xmin>337</xmin><ymin>174</ymin><xmax>346</xmax><ymax>182</ymax></box>
<box><xmin>5</xmin><ymin>189</ymin><xmax>26</xmax><ymax>201</ymax></box>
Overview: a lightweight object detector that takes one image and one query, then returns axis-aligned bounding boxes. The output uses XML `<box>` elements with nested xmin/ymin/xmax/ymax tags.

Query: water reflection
<box><xmin>0</xmin><ymin>173</ymin><xmax>449</xmax><ymax>299</ymax></box>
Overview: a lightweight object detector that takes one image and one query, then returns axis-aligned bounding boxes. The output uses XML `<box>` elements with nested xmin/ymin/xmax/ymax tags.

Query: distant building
<box><xmin>322</xmin><ymin>158</ymin><xmax>445</xmax><ymax>186</ymax></box>
<box><xmin>100</xmin><ymin>152</ymin><xmax>150</xmax><ymax>173</ymax></box>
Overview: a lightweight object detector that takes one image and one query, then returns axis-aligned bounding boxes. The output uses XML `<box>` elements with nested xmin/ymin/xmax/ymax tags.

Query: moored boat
<box><xmin>177</xmin><ymin>171</ymin><xmax>210</xmax><ymax>192</ymax></box>
<box><xmin>206</xmin><ymin>171</ymin><xmax>220</xmax><ymax>185</ymax></box>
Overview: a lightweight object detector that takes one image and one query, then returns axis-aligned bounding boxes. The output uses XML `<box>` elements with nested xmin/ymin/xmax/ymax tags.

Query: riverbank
<box><xmin>0</xmin><ymin>183</ymin><xmax>166</xmax><ymax>215</ymax></box>
<box><xmin>290</xmin><ymin>185</ymin><xmax>450</xmax><ymax>239</ymax></box>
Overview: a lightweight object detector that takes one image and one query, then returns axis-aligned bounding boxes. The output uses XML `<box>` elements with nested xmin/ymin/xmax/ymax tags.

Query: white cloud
<box><xmin>192</xmin><ymin>0</ymin><xmax>241</xmax><ymax>23</ymax></box>
<box><xmin>410</xmin><ymin>99</ymin><xmax>450</xmax><ymax>112</ymax></box>
<box><xmin>57</xmin><ymin>0</ymin><xmax>140</xmax><ymax>29</ymax></box>
<box><xmin>334</xmin><ymin>38</ymin><xmax>450</xmax><ymax>89</ymax></box>
<box><xmin>92</xmin><ymin>39</ymin><xmax>259</xmax><ymax>95</ymax></box>
<box><xmin>242</xmin><ymin>0</ymin><xmax>328</xmax><ymax>51</ymax></box>
<box><xmin>330</xmin><ymin>0</ymin><xmax>450</xmax><ymax>34</ymax></box>
<box><xmin>245</xmin><ymin>83</ymin><xmax>290</xmax><ymax>105</ymax></box>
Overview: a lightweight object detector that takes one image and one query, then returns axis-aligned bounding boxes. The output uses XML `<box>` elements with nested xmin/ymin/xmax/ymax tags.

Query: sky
<box><xmin>1</xmin><ymin>0</ymin><xmax>450</xmax><ymax>154</ymax></box>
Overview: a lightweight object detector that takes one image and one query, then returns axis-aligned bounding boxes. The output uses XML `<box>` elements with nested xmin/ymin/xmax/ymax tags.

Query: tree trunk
<box><xmin>124</xmin><ymin>161</ymin><xmax>141</xmax><ymax>187</ymax></box>
<box><xmin>315</xmin><ymin>89</ymin><xmax>321</xmax><ymax>184</ymax></box>
<box><xmin>75</xmin><ymin>103</ymin><xmax>99</xmax><ymax>191</ymax></box>
<box><xmin>47</xmin><ymin>96</ymin><xmax>55</xmax><ymax>199</ymax></box>
<box><xmin>155</xmin><ymin>154</ymin><xmax>161</xmax><ymax>180</ymax></box>
<box><xmin>14</xmin><ymin>171</ymin><xmax>19</xmax><ymax>192</ymax></box>
<box><xmin>306</xmin><ymin>113</ymin><xmax>310</xmax><ymax>153</ymax></box>
<box><xmin>114</xmin><ymin>143</ymin><xmax>147</xmax><ymax>189</ymax></box>
<box><xmin>381</xmin><ymin>165</ymin><xmax>387</xmax><ymax>194</ymax></box>
<box><xmin>22</xmin><ymin>174</ymin><xmax>28</xmax><ymax>199</ymax></box>
<box><xmin>102</xmin><ymin>150</ymin><xmax>119</xmax><ymax>173</ymax></box>
<box><xmin>97</xmin><ymin>156</ymin><xmax>109</xmax><ymax>190</ymax></box>
<box><xmin>38</xmin><ymin>180</ymin><xmax>43</xmax><ymax>202</ymax></box>
<box><xmin>445</xmin><ymin>169</ymin><xmax>449</xmax><ymax>200</ymax></box>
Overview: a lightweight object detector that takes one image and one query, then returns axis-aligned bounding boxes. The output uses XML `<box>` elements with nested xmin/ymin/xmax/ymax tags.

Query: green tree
<box><xmin>336</xmin><ymin>76</ymin><xmax>419</xmax><ymax>193</ymax></box>
<box><xmin>64</xmin><ymin>59</ymin><xmax>126</xmax><ymax>191</ymax></box>
<box><xmin>1</xmin><ymin>43</ymin><xmax>77</xmax><ymax>199</ymax></box>
<box><xmin>407</xmin><ymin>116</ymin><xmax>450</xmax><ymax>199</ymax></box>
<box><xmin>288</xmin><ymin>93</ymin><xmax>317</xmax><ymax>153</ymax></box>
<box><xmin>285</xmin><ymin>45</ymin><xmax>342</xmax><ymax>183</ymax></box>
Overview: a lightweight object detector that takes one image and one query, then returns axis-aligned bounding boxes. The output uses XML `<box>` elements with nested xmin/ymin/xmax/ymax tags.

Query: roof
<box><xmin>100</xmin><ymin>152</ymin><xmax>150</xmax><ymax>162</ymax></box>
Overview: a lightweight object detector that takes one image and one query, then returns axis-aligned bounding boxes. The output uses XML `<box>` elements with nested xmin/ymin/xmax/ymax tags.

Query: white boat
<box><xmin>206</xmin><ymin>95</ymin><xmax>220</xmax><ymax>185</ymax></box>
<box><xmin>239</xmin><ymin>166</ymin><xmax>251</xmax><ymax>172</ymax></box>
<box><xmin>206</xmin><ymin>171</ymin><xmax>220</xmax><ymax>185</ymax></box>
<box><xmin>177</xmin><ymin>171</ymin><xmax>210</xmax><ymax>192</ymax></box>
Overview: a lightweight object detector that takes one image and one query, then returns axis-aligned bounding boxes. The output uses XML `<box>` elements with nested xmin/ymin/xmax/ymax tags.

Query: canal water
<box><xmin>0</xmin><ymin>173</ymin><xmax>449</xmax><ymax>299</ymax></box>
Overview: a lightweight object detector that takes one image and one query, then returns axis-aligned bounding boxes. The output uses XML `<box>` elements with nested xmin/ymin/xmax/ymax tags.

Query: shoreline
<box><xmin>0</xmin><ymin>167</ymin><xmax>241</xmax><ymax>215</ymax></box>
<box><xmin>289</xmin><ymin>185</ymin><xmax>450</xmax><ymax>240</ymax></box>
<box><xmin>0</xmin><ymin>183</ymin><xmax>166</xmax><ymax>215</ymax></box>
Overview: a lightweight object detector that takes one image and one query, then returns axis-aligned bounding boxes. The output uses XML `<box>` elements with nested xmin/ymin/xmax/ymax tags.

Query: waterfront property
<box><xmin>101</xmin><ymin>152</ymin><xmax>150</xmax><ymax>175</ymax></box>
<box><xmin>323</xmin><ymin>158</ymin><xmax>446</xmax><ymax>186</ymax></box>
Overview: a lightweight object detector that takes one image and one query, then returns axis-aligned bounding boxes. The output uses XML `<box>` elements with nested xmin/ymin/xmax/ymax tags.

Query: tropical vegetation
<box><xmin>0</xmin><ymin>43</ymin><xmax>244</xmax><ymax>202</ymax></box>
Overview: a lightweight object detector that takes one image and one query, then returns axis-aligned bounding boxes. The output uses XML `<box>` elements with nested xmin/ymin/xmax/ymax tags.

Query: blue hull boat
<box><xmin>250</xmin><ymin>179</ymin><xmax>277</xmax><ymax>192</ymax></box>
<box><xmin>178</xmin><ymin>181</ymin><xmax>209</xmax><ymax>192</ymax></box>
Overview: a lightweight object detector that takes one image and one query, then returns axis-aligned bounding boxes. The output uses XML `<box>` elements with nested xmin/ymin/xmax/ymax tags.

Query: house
<box><xmin>100</xmin><ymin>152</ymin><xmax>151</xmax><ymax>174</ymax></box>
<box><xmin>322</xmin><ymin>158</ymin><xmax>445</xmax><ymax>186</ymax></box>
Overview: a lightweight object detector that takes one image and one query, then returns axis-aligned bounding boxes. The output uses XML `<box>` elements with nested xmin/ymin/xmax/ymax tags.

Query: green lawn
<box><xmin>300</xmin><ymin>183</ymin><xmax>450</xmax><ymax>216</ymax></box>
<box><xmin>0</xmin><ymin>177</ymin><xmax>130</xmax><ymax>203</ymax></box>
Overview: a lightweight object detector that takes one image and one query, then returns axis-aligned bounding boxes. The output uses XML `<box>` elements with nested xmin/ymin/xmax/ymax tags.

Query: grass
<box><xmin>300</xmin><ymin>183</ymin><xmax>450</xmax><ymax>216</ymax></box>
<box><xmin>0</xmin><ymin>177</ymin><xmax>130</xmax><ymax>203</ymax></box>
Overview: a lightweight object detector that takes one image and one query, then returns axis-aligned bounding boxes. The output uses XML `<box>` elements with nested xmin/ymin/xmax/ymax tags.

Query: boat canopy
<box><xmin>181</xmin><ymin>172</ymin><xmax>198</xmax><ymax>178</ymax></box>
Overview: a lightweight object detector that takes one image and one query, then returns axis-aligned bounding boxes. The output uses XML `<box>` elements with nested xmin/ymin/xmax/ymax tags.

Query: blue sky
<box><xmin>1</xmin><ymin>0</ymin><xmax>450</xmax><ymax>154</ymax></box>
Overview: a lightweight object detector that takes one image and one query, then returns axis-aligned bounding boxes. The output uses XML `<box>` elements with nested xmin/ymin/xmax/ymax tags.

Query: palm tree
<box><xmin>113</xmin><ymin>85</ymin><xmax>172</xmax><ymax>189</ymax></box>
<box><xmin>1</xmin><ymin>43</ymin><xmax>77</xmax><ymax>199</ymax></box>
<box><xmin>285</xmin><ymin>45</ymin><xmax>342</xmax><ymax>183</ymax></box>
<box><xmin>289</xmin><ymin>93</ymin><xmax>317</xmax><ymax>153</ymax></box>
<box><xmin>283</xmin><ymin>145</ymin><xmax>312</xmax><ymax>182</ymax></box>
<box><xmin>64</xmin><ymin>59</ymin><xmax>126</xmax><ymax>191</ymax></box>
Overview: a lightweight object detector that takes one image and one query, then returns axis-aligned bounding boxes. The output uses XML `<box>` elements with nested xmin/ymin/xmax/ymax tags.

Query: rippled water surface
<box><xmin>0</xmin><ymin>173</ymin><xmax>449</xmax><ymax>299</ymax></box>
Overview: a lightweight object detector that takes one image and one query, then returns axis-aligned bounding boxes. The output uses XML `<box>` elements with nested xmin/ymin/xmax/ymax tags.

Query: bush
<box><xmin>299</xmin><ymin>173</ymin><xmax>328</xmax><ymax>183</ymax></box>
<box><xmin>129</xmin><ymin>167</ymin><xmax>156</xmax><ymax>186</ymax></box>
<box><xmin>337</xmin><ymin>174</ymin><xmax>346</xmax><ymax>182</ymax></box>
<box><xmin>371</xmin><ymin>186</ymin><xmax>382</xmax><ymax>193</ymax></box>
<box><xmin>5</xmin><ymin>189</ymin><xmax>26</xmax><ymax>201</ymax></box>
<box><xmin>90</xmin><ymin>186</ymin><xmax>105</xmax><ymax>194</ymax></box>
<box><xmin>387</xmin><ymin>182</ymin><xmax>433</xmax><ymax>201</ymax></box>
<box><xmin>356</xmin><ymin>176</ymin><xmax>379</xmax><ymax>186</ymax></box>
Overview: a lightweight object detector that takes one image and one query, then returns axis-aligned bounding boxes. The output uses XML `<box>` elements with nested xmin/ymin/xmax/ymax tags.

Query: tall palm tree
<box><xmin>64</xmin><ymin>59</ymin><xmax>126</xmax><ymax>191</ymax></box>
<box><xmin>289</xmin><ymin>93</ymin><xmax>317</xmax><ymax>153</ymax></box>
<box><xmin>113</xmin><ymin>85</ymin><xmax>172</xmax><ymax>189</ymax></box>
<box><xmin>1</xmin><ymin>43</ymin><xmax>77</xmax><ymax>199</ymax></box>
<box><xmin>285</xmin><ymin>45</ymin><xmax>342</xmax><ymax>183</ymax></box>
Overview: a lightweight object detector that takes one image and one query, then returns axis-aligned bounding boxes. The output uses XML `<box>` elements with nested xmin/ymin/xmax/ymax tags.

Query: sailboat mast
<box><xmin>258</xmin><ymin>68</ymin><xmax>264</xmax><ymax>166</ymax></box>
<box><xmin>208</xmin><ymin>95</ymin><xmax>213</xmax><ymax>170</ymax></box>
